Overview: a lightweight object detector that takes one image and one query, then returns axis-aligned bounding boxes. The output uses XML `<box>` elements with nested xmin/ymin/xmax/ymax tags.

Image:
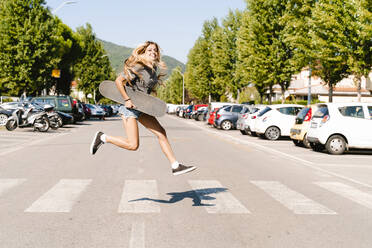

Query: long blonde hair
<box><xmin>123</xmin><ymin>41</ymin><xmax>167</xmax><ymax>85</ymax></box>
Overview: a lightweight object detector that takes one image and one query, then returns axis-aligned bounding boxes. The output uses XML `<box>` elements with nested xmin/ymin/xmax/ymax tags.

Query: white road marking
<box><xmin>118</xmin><ymin>180</ymin><xmax>160</xmax><ymax>213</ymax></box>
<box><xmin>315</xmin><ymin>182</ymin><xmax>372</xmax><ymax>210</ymax></box>
<box><xmin>0</xmin><ymin>179</ymin><xmax>27</xmax><ymax>196</ymax></box>
<box><xmin>188</xmin><ymin>180</ymin><xmax>250</xmax><ymax>214</ymax></box>
<box><xmin>129</xmin><ymin>221</ymin><xmax>145</xmax><ymax>248</ymax></box>
<box><xmin>172</xmin><ymin>116</ymin><xmax>372</xmax><ymax>189</ymax></box>
<box><xmin>25</xmin><ymin>179</ymin><xmax>92</xmax><ymax>213</ymax></box>
<box><xmin>251</xmin><ymin>181</ymin><xmax>337</xmax><ymax>215</ymax></box>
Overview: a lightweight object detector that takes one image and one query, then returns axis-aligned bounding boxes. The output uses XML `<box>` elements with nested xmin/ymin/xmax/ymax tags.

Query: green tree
<box><xmin>309</xmin><ymin>0</ymin><xmax>350</xmax><ymax>102</ymax></box>
<box><xmin>157</xmin><ymin>66</ymin><xmax>183</xmax><ymax>104</ymax></box>
<box><xmin>344</xmin><ymin>0</ymin><xmax>372</xmax><ymax>101</ymax></box>
<box><xmin>74</xmin><ymin>23</ymin><xmax>114</xmax><ymax>103</ymax></box>
<box><xmin>211</xmin><ymin>10</ymin><xmax>242</xmax><ymax>101</ymax></box>
<box><xmin>0</xmin><ymin>0</ymin><xmax>60</xmax><ymax>96</ymax></box>
<box><xmin>53</xmin><ymin>18</ymin><xmax>83</xmax><ymax>95</ymax></box>
<box><xmin>185</xmin><ymin>19</ymin><xmax>218</xmax><ymax>103</ymax></box>
<box><xmin>237</xmin><ymin>3</ymin><xmax>274</xmax><ymax>103</ymax></box>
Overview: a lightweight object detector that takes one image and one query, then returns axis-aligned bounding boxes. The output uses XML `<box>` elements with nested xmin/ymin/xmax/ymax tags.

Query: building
<box><xmin>270</xmin><ymin>69</ymin><xmax>372</xmax><ymax>103</ymax></box>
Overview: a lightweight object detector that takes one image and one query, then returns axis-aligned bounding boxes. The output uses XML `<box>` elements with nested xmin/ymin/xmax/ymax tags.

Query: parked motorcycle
<box><xmin>5</xmin><ymin>102</ymin><xmax>50</xmax><ymax>132</ymax></box>
<box><xmin>32</xmin><ymin>102</ymin><xmax>62</xmax><ymax>130</ymax></box>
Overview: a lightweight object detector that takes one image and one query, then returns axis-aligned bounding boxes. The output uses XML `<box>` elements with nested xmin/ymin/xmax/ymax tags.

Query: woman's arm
<box><xmin>115</xmin><ymin>75</ymin><xmax>136</xmax><ymax>108</ymax></box>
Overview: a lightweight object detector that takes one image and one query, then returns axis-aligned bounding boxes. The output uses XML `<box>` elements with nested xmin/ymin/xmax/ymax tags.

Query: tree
<box><xmin>309</xmin><ymin>0</ymin><xmax>350</xmax><ymax>102</ymax></box>
<box><xmin>237</xmin><ymin>1</ymin><xmax>276</xmax><ymax>103</ymax></box>
<box><xmin>344</xmin><ymin>0</ymin><xmax>372</xmax><ymax>101</ymax></box>
<box><xmin>210</xmin><ymin>10</ymin><xmax>242</xmax><ymax>101</ymax></box>
<box><xmin>0</xmin><ymin>0</ymin><xmax>60</xmax><ymax>96</ymax></box>
<box><xmin>157</xmin><ymin>66</ymin><xmax>183</xmax><ymax>104</ymax></box>
<box><xmin>184</xmin><ymin>19</ymin><xmax>218</xmax><ymax>103</ymax></box>
<box><xmin>53</xmin><ymin>18</ymin><xmax>83</xmax><ymax>95</ymax></box>
<box><xmin>74</xmin><ymin>24</ymin><xmax>114</xmax><ymax>103</ymax></box>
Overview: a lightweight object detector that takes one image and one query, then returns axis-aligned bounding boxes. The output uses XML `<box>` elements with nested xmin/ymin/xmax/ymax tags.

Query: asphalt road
<box><xmin>1</xmin><ymin>115</ymin><xmax>372</xmax><ymax>248</ymax></box>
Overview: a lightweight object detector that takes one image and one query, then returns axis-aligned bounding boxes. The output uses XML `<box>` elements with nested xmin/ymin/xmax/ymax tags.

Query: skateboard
<box><xmin>99</xmin><ymin>80</ymin><xmax>166</xmax><ymax>117</ymax></box>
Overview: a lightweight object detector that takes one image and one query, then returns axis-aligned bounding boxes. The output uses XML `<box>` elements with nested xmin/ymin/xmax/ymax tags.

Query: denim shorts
<box><xmin>118</xmin><ymin>105</ymin><xmax>142</xmax><ymax>119</ymax></box>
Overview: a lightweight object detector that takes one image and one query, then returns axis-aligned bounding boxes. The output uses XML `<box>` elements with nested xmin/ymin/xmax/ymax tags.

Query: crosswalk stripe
<box><xmin>188</xmin><ymin>180</ymin><xmax>250</xmax><ymax>214</ymax></box>
<box><xmin>251</xmin><ymin>181</ymin><xmax>337</xmax><ymax>215</ymax></box>
<box><xmin>315</xmin><ymin>182</ymin><xmax>372</xmax><ymax>210</ymax></box>
<box><xmin>118</xmin><ymin>180</ymin><xmax>161</xmax><ymax>213</ymax></box>
<box><xmin>0</xmin><ymin>179</ymin><xmax>27</xmax><ymax>196</ymax></box>
<box><xmin>129</xmin><ymin>221</ymin><xmax>145</xmax><ymax>248</ymax></box>
<box><xmin>24</xmin><ymin>179</ymin><xmax>92</xmax><ymax>213</ymax></box>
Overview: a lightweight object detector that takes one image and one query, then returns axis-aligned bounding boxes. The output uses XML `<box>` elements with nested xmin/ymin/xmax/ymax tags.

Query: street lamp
<box><xmin>307</xmin><ymin>64</ymin><xmax>312</xmax><ymax>105</ymax></box>
<box><xmin>52</xmin><ymin>1</ymin><xmax>77</xmax><ymax>14</ymax></box>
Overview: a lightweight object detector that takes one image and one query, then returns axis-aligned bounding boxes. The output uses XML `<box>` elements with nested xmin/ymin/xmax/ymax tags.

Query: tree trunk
<box><xmin>328</xmin><ymin>83</ymin><xmax>333</xmax><ymax>103</ymax></box>
<box><xmin>268</xmin><ymin>85</ymin><xmax>273</xmax><ymax>104</ymax></box>
<box><xmin>353</xmin><ymin>76</ymin><xmax>362</xmax><ymax>102</ymax></box>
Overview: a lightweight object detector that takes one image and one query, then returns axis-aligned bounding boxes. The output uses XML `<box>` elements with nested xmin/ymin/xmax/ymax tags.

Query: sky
<box><xmin>45</xmin><ymin>0</ymin><xmax>247</xmax><ymax>64</ymax></box>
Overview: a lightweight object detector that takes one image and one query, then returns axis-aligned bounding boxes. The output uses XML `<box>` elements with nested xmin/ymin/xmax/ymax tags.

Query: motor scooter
<box><xmin>5</xmin><ymin>102</ymin><xmax>50</xmax><ymax>132</ymax></box>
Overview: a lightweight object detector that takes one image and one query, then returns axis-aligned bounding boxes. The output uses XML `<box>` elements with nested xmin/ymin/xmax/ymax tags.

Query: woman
<box><xmin>90</xmin><ymin>41</ymin><xmax>196</xmax><ymax>176</ymax></box>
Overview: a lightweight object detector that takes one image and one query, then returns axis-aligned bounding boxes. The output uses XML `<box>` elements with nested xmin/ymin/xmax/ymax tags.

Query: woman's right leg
<box><xmin>106</xmin><ymin>116</ymin><xmax>139</xmax><ymax>151</ymax></box>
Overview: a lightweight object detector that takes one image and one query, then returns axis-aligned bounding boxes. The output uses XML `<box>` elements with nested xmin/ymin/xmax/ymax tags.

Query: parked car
<box><xmin>214</xmin><ymin>104</ymin><xmax>245</xmax><ymax>130</ymax></box>
<box><xmin>255</xmin><ymin>104</ymin><xmax>304</xmax><ymax>140</ymax></box>
<box><xmin>31</xmin><ymin>96</ymin><xmax>79</xmax><ymax>123</ymax></box>
<box><xmin>0</xmin><ymin>101</ymin><xmax>20</xmax><ymax>110</ymax></box>
<box><xmin>193</xmin><ymin>106</ymin><xmax>208</xmax><ymax>121</ymax></box>
<box><xmin>307</xmin><ymin>102</ymin><xmax>372</xmax><ymax>155</ymax></box>
<box><xmin>207</xmin><ymin>108</ymin><xmax>219</xmax><ymax>125</ymax></box>
<box><xmin>0</xmin><ymin>106</ymin><xmax>12</xmax><ymax>126</ymax></box>
<box><xmin>290</xmin><ymin>105</ymin><xmax>318</xmax><ymax>148</ymax></box>
<box><xmin>236</xmin><ymin>105</ymin><xmax>265</xmax><ymax>135</ymax></box>
<box><xmin>183</xmin><ymin>105</ymin><xmax>194</xmax><ymax>118</ymax></box>
<box><xmin>85</xmin><ymin>104</ymin><xmax>105</xmax><ymax>120</ymax></box>
<box><xmin>99</xmin><ymin>104</ymin><xmax>113</xmax><ymax>117</ymax></box>
<box><xmin>190</xmin><ymin>104</ymin><xmax>208</xmax><ymax>119</ymax></box>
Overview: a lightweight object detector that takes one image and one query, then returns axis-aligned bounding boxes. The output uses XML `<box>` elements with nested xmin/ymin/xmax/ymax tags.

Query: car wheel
<box><xmin>264</xmin><ymin>126</ymin><xmax>280</xmax><ymax>140</ymax></box>
<box><xmin>197</xmin><ymin>115</ymin><xmax>204</xmax><ymax>121</ymax></box>
<box><xmin>326</xmin><ymin>135</ymin><xmax>346</xmax><ymax>155</ymax></box>
<box><xmin>292</xmin><ymin>139</ymin><xmax>301</xmax><ymax>146</ymax></box>
<box><xmin>240</xmin><ymin>130</ymin><xmax>248</xmax><ymax>135</ymax></box>
<box><xmin>0</xmin><ymin>114</ymin><xmax>8</xmax><ymax>126</ymax></box>
<box><xmin>302</xmin><ymin>134</ymin><xmax>311</xmax><ymax>149</ymax></box>
<box><xmin>221</xmin><ymin>120</ymin><xmax>232</xmax><ymax>130</ymax></box>
<box><xmin>310</xmin><ymin>142</ymin><xmax>324</xmax><ymax>152</ymax></box>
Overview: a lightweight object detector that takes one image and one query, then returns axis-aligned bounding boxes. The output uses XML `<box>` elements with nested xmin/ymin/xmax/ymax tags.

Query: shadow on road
<box><xmin>129</xmin><ymin>187</ymin><xmax>227</xmax><ymax>206</ymax></box>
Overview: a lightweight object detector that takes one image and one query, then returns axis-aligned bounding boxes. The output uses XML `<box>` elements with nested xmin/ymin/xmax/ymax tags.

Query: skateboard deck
<box><xmin>99</xmin><ymin>80</ymin><xmax>166</xmax><ymax>117</ymax></box>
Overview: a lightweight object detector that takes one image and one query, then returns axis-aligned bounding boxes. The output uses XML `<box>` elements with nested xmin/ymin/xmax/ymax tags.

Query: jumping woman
<box><xmin>90</xmin><ymin>41</ymin><xmax>196</xmax><ymax>176</ymax></box>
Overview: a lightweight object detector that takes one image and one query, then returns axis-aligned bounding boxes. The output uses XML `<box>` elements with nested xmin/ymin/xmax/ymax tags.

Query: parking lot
<box><xmin>172</xmin><ymin>113</ymin><xmax>372</xmax><ymax>188</ymax></box>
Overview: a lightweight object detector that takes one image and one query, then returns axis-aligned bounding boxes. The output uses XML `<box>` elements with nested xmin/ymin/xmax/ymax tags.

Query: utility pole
<box><xmin>307</xmin><ymin>65</ymin><xmax>312</xmax><ymax>106</ymax></box>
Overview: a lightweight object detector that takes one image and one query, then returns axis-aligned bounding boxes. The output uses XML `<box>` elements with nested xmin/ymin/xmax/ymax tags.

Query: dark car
<box><xmin>193</xmin><ymin>106</ymin><xmax>209</xmax><ymax>121</ymax></box>
<box><xmin>31</xmin><ymin>96</ymin><xmax>79</xmax><ymax>123</ymax></box>
<box><xmin>214</xmin><ymin>104</ymin><xmax>245</xmax><ymax>130</ymax></box>
<box><xmin>0</xmin><ymin>106</ymin><xmax>13</xmax><ymax>126</ymax></box>
<box><xmin>183</xmin><ymin>105</ymin><xmax>194</xmax><ymax>118</ymax></box>
<box><xmin>99</xmin><ymin>105</ymin><xmax>113</xmax><ymax>117</ymax></box>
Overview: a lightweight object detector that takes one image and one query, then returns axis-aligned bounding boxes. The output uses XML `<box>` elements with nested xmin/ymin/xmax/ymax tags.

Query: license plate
<box><xmin>311</xmin><ymin>122</ymin><xmax>317</xmax><ymax>128</ymax></box>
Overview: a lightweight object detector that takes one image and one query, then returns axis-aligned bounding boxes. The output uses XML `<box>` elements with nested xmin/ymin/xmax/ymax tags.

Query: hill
<box><xmin>100</xmin><ymin>40</ymin><xmax>186</xmax><ymax>77</ymax></box>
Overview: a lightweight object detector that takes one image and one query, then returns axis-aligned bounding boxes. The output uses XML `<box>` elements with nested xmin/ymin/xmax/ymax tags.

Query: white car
<box><xmin>307</xmin><ymin>102</ymin><xmax>372</xmax><ymax>154</ymax></box>
<box><xmin>255</xmin><ymin>104</ymin><xmax>304</xmax><ymax>140</ymax></box>
<box><xmin>236</xmin><ymin>105</ymin><xmax>266</xmax><ymax>135</ymax></box>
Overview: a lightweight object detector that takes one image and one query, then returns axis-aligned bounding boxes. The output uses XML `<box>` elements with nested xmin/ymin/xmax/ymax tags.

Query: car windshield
<box><xmin>258</xmin><ymin>107</ymin><xmax>272</xmax><ymax>117</ymax></box>
<box><xmin>313</xmin><ymin>106</ymin><xmax>329</xmax><ymax>118</ymax></box>
<box><xmin>368</xmin><ymin>106</ymin><xmax>372</xmax><ymax>119</ymax></box>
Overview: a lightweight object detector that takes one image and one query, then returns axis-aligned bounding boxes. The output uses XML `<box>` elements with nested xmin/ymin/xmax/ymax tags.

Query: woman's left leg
<box><xmin>138</xmin><ymin>113</ymin><xmax>196</xmax><ymax>175</ymax></box>
<box><xmin>138</xmin><ymin>113</ymin><xmax>176</xmax><ymax>163</ymax></box>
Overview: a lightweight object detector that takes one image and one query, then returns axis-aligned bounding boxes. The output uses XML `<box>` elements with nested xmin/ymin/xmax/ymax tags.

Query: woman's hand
<box><xmin>125</xmin><ymin>99</ymin><xmax>136</xmax><ymax>109</ymax></box>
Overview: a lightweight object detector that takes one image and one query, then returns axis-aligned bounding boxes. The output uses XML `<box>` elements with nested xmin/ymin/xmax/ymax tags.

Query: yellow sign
<box><xmin>52</xmin><ymin>69</ymin><xmax>60</xmax><ymax>78</ymax></box>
